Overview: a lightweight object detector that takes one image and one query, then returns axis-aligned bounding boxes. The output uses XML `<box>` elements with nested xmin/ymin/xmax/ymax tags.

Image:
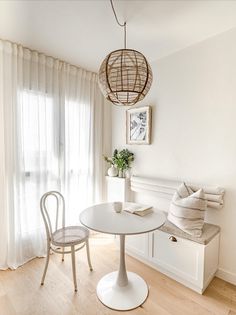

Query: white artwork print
<box><xmin>126</xmin><ymin>106</ymin><xmax>151</xmax><ymax>145</ymax></box>
<box><xmin>130</xmin><ymin>111</ymin><xmax>147</xmax><ymax>141</ymax></box>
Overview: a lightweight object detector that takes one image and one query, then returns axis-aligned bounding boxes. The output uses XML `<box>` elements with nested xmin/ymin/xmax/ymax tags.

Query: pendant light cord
<box><xmin>110</xmin><ymin>0</ymin><xmax>127</xmax><ymax>49</ymax></box>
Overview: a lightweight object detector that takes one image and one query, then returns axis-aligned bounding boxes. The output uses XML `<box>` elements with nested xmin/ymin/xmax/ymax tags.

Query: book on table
<box><xmin>123</xmin><ymin>202</ymin><xmax>153</xmax><ymax>216</ymax></box>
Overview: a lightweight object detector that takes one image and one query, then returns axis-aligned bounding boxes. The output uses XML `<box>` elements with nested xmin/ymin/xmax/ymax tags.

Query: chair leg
<box><xmin>71</xmin><ymin>245</ymin><xmax>77</xmax><ymax>292</ymax></box>
<box><xmin>86</xmin><ymin>239</ymin><xmax>93</xmax><ymax>271</ymax></box>
<box><xmin>62</xmin><ymin>247</ymin><xmax>65</xmax><ymax>262</ymax></box>
<box><xmin>41</xmin><ymin>242</ymin><xmax>50</xmax><ymax>285</ymax></box>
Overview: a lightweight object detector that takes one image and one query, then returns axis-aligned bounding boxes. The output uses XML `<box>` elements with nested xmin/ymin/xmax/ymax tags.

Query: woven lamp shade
<box><xmin>98</xmin><ymin>49</ymin><xmax>153</xmax><ymax>106</ymax></box>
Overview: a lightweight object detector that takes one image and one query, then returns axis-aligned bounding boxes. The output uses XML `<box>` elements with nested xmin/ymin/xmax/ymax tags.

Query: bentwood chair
<box><xmin>40</xmin><ymin>191</ymin><xmax>93</xmax><ymax>292</ymax></box>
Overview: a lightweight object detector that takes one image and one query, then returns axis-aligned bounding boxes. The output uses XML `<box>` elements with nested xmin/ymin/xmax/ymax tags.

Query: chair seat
<box><xmin>52</xmin><ymin>226</ymin><xmax>89</xmax><ymax>247</ymax></box>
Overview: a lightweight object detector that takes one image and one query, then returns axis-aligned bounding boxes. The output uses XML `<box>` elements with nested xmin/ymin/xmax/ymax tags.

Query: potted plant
<box><xmin>104</xmin><ymin>149</ymin><xmax>134</xmax><ymax>178</ymax></box>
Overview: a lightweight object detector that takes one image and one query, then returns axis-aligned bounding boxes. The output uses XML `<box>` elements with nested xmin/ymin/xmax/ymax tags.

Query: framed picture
<box><xmin>126</xmin><ymin>106</ymin><xmax>152</xmax><ymax>144</ymax></box>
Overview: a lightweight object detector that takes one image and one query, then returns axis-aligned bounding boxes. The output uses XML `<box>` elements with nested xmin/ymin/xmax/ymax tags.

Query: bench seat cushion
<box><xmin>158</xmin><ymin>219</ymin><xmax>220</xmax><ymax>245</ymax></box>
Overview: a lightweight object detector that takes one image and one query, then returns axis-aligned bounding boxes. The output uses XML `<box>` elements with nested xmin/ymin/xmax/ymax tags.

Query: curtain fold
<box><xmin>0</xmin><ymin>39</ymin><xmax>107</xmax><ymax>269</ymax></box>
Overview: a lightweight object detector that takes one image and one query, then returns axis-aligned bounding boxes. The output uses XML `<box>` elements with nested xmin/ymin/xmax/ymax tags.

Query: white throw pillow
<box><xmin>168</xmin><ymin>183</ymin><xmax>207</xmax><ymax>237</ymax></box>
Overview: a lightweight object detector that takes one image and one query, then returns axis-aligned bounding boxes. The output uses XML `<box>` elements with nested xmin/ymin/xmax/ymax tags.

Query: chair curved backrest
<box><xmin>40</xmin><ymin>191</ymin><xmax>65</xmax><ymax>242</ymax></box>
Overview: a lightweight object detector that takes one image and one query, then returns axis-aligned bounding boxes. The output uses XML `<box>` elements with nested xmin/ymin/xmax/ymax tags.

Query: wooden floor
<box><xmin>0</xmin><ymin>236</ymin><xmax>236</xmax><ymax>315</ymax></box>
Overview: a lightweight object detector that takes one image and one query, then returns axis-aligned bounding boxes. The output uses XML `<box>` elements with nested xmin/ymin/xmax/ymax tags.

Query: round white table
<box><xmin>79</xmin><ymin>202</ymin><xmax>166</xmax><ymax>311</ymax></box>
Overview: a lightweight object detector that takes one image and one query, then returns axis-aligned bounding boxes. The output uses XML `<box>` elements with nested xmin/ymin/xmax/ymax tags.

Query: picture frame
<box><xmin>126</xmin><ymin>106</ymin><xmax>152</xmax><ymax>145</ymax></box>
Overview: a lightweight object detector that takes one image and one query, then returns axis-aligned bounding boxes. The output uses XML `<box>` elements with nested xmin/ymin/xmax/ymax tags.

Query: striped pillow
<box><xmin>168</xmin><ymin>183</ymin><xmax>207</xmax><ymax>237</ymax></box>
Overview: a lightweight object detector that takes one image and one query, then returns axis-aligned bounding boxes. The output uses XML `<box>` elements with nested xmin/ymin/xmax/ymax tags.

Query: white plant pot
<box><xmin>118</xmin><ymin>169</ymin><xmax>125</xmax><ymax>178</ymax></box>
<box><xmin>107</xmin><ymin>165</ymin><xmax>118</xmax><ymax>177</ymax></box>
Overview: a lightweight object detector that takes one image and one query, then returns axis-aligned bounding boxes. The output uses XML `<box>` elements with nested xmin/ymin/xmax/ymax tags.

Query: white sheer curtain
<box><xmin>0</xmin><ymin>40</ymin><xmax>107</xmax><ymax>269</ymax></box>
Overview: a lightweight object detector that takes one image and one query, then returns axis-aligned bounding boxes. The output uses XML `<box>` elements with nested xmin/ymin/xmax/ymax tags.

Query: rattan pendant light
<box><xmin>98</xmin><ymin>0</ymin><xmax>153</xmax><ymax>107</ymax></box>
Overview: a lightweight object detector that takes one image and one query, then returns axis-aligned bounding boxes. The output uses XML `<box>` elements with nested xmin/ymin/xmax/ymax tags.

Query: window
<box><xmin>16</xmin><ymin>90</ymin><xmax>94</xmax><ymax>232</ymax></box>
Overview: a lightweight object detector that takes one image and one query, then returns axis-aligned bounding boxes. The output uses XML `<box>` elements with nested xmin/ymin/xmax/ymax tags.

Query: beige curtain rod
<box><xmin>0</xmin><ymin>37</ymin><xmax>97</xmax><ymax>75</ymax></box>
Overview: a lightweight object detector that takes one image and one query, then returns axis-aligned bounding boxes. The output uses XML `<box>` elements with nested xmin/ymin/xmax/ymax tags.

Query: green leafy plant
<box><xmin>103</xmin><ymin>149</ymin><xmax>134</xmax><ymax>171</ymax></box>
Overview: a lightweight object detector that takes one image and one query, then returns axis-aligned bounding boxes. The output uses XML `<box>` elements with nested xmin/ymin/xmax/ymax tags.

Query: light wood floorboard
<box><xmin>0</xmin><ymin>236</ymin><xmax>236</xmax><ymax>315</ymax></box>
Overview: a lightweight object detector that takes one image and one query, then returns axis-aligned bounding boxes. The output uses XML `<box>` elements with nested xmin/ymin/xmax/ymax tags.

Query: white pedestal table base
<box><xmin>96</xmin><ymin>271</ymin><xmax>148</xmax><ymax>311</ymax></box>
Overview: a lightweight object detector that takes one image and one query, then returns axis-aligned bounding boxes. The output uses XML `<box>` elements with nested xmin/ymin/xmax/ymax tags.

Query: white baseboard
<box><xmin>216</xmin><ymin>268</ymin><xmax>236</xmax><ymax>286</ymax></box>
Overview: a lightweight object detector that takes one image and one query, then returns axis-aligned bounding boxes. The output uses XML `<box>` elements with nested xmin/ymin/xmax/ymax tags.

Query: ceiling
<box><xmin>1</xmin><ymin>0</ymin><xmax>236</xmax><ymax>73</ymax></box>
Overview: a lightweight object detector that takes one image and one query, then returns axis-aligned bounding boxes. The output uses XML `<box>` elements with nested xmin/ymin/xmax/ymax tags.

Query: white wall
<box><xmin>112</xmin><ymin>27</ymin><xmax>236</xmax><ymax>285</ymax></box>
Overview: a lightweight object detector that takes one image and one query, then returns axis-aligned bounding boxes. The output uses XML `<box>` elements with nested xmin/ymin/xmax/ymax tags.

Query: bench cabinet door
<box><xmin>150</xmin><ymin>230</ymin><xmax>204</xmax><ymax>285</ymax></box>
<box><xmin>125</xmin><ymin>233</ymin><xmax>149</xmax><ymax>258</ymax></box>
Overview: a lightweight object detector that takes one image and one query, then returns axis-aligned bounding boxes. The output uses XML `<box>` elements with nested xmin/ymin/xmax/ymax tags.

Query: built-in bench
<box><xmin>106</xmin><ymin>175</ymin><xmax>224</xmax><ymax>294</ymax></box>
